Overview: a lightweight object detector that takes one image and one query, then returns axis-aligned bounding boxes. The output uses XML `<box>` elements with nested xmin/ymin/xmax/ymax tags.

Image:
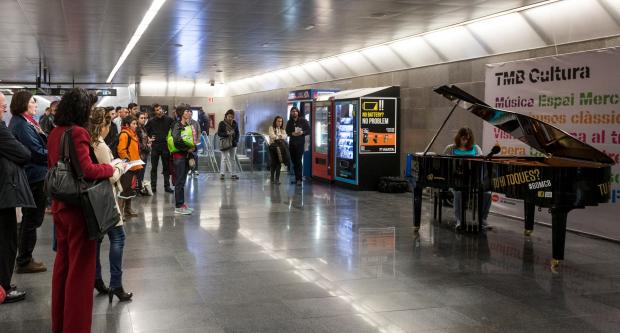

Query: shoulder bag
<box><xmin>46</xmin><ymin>127</ymin><xmax>120</xmax><ymax>239</ymax></box>
<box><xmin>219</xmin><ymin>121</ymin><xmax>234</xmax><ymax>151</ymax></box>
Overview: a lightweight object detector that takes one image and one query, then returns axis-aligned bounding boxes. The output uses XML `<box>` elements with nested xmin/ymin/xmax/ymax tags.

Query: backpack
<box><xmin>377</xmin><ymin>177</ymin><xmax>410</xmax><ymax>193</ymax></box>
<box><xmin>167</xmin><ymin>124</ymin><xmax>195</xmax><ymax>153</ymax></box>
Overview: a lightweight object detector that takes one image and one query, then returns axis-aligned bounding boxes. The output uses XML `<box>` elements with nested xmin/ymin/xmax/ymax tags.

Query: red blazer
<box><xmin>47</xmin><ymin>125</ymin><xmax>114</xmax><ymax>212</ymax></box>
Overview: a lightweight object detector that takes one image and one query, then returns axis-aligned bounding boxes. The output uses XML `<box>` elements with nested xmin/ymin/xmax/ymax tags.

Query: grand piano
<box><xmin>411</xmin><ymin>85</ymin><xmax>614</xmax><ymax>269</ymax></box>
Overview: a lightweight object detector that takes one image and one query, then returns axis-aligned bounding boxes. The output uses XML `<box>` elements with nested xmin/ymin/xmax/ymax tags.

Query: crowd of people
<box><xmin>0</xmin><ymin>87</ymin><xmax>314</xmax><ymax>332</ymax></box>
<box><xmin>0</xmin><ymin>88</ymin><xmax>226</xmax><ymax>333</ymax></box>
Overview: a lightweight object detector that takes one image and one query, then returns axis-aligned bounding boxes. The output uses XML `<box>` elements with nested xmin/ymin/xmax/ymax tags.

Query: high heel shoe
<box><xmin>108</xmin><ymin>286</ymin><xmax>133</xmax><ymax>303</ymax></box>
<box><xmin>94</xmin><ymin>279</ymin><xmax>109</xmax><ymax>295</ymax></box>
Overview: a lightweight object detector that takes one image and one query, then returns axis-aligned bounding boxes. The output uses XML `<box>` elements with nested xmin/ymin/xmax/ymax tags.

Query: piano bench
<box><xmin>432</xmin><ymin>190</ymin><xmax>453</xmax><ymax>223</ymax></box>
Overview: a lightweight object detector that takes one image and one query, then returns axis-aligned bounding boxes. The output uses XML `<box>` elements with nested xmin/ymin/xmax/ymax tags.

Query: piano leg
<box><xmin>461</xmin><ymin>191</ymin><xmax>468</xmax><ymax>231</ymax></box>
<box><xmin>524</xmin><ymin>201</ymin><xmax>535</xmax><ymax>236</ymax></box>
<box><xmin>433</xmin><ymin>190</ymin><xmax>438</xmax><ymax>221</ymax></box>
<box><xmin>477</xmin><ymin>188</ymin><xmax>485</xmax><ymax>232</ymax></box>
<box><xmin>413</xmin><ymin>186</ymin><xmax>422</xmax><ymax>232</ymax></box>
<box><xmin>550</xmin><ymin>208</ymin><xmax>570</xmax><ymax>270</ymax></box>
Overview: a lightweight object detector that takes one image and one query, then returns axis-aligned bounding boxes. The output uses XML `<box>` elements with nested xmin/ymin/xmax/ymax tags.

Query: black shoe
<box><xmin>109</xmin><ymin>287</ymin><xmax>133</xmax><ymax>303</ymax></box>
<box><xmin>3</xmin><ymin>289</ymin><xmax>26</xmax><ymax>303</ymax></box>
<box><xmin>94</xmin><ymin>279</ymin><xmax>109</xmax><ymax>295</ymax></box>
<box><xmin>455</xmin><ymin>224</ymin><xmax>464</xmax><ymax>232</ymax></box>
<box><xmin>164</xmin><ymin>187</ymin><xmax>174</xmax><ymax>193</ymax></box>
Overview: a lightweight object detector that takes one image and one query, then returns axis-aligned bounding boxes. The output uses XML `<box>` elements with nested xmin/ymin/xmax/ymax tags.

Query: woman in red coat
<box><xmin>47</xmin><ymin>88</ymin><xmax>122</xmax><ymax>333</ymax></box>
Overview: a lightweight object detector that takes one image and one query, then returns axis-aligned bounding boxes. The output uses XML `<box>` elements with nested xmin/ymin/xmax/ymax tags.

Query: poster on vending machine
<box><xmin>359</xmin><ymin>98</ymin><xmax>397</xmax><ymax>154</ymax></box>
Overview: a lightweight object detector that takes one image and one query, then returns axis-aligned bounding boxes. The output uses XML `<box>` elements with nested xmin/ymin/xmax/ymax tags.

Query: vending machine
<box><xmin>333</xmin><ymin>86</ymin><xmax>400</xmax><ymax>190</ymax></box>
<box><xmin>287</xmin><ymin>89</ymin><xmax>339</xmax><ymax>177</ymax></box>
<box><xmin>311</xmin><ymin>94</ymin><xmax>336</xmax><ymax>181</ymax></box>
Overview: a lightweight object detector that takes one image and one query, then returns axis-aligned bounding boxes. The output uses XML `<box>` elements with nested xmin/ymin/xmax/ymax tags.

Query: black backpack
<box><xmin>377</xmin><ymin>177</ymin><xmax>410</xmax><ymax>193</ymax></box>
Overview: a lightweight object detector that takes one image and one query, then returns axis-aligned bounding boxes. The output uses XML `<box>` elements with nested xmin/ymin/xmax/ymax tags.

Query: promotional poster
<box><xmin>484</xmin><ymin>47</ymin><xmax>620</xmax><ymax>241</ymax></box>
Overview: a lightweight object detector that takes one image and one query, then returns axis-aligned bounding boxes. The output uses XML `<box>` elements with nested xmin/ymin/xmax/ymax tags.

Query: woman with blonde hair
<box><xmin>88</xmin><ymin>107</ymin><xmax>133</xmax><ymax>303</ymax></box>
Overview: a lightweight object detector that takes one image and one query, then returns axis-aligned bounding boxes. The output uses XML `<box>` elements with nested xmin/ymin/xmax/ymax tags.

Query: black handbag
<box><xmin>46</xmin><ymin>128</ymin><xmax>121</xmax><ymax>239</ymax></box>
<box><xmin>45</xmin><ymin>128</ymin><xmax>84</xmax><ymax>205</ymax></box>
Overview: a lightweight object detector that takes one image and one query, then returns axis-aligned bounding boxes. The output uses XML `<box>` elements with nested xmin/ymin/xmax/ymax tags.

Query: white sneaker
<box><xmin>174</xmin><ymin>207</ymin><xmax>192</xmax><ymax>215</ymax></box>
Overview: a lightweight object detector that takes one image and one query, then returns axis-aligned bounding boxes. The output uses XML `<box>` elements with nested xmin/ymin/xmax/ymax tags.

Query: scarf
<box><xmin>23</xmin><ymin>113</ymin><xmax>44</xmax><ymax>134</ymax></box>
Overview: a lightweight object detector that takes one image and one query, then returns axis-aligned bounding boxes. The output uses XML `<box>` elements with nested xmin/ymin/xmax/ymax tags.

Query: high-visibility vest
<box><xmin>167</xmin><ymin>123</ymin><xmax>195</xmax><ymax>153</ymax></box>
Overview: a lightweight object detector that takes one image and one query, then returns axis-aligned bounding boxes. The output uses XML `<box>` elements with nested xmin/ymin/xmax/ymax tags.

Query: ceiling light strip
<box><xmin>106</xmin><ymin>0</ymin><xmax>167</xmax><ymax>83</ymax></box>
<box><xmin>231</xmin><ymin>0</ymin><xmax>563</xmax><ymax>85</ymax></box>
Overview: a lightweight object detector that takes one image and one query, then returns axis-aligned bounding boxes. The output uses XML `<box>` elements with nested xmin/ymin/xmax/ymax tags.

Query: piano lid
<box><xmin>434</xmin><ymin>85</ymin><xmax>615</xmax><ymax>165</ymax></box>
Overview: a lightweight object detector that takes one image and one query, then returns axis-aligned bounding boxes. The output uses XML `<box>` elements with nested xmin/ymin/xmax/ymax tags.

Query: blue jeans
<box><xmin>95</xmin><ymin>226</ymin><xmax>126</xmax><ymax>289</ymax></box>
<box><xmin>453</xmin><ymin>190</ymin><xmax>492</xmax><ymax>226</ymax></box>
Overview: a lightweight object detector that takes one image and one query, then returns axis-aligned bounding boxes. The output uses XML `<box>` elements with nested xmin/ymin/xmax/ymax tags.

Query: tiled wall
<box><xmin>232</xmin><ymin>36</ymin><xmax>620</xmax><ymax>171</ymax></box>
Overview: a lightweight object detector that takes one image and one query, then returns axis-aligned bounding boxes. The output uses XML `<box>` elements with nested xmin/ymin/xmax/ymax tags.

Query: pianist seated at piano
<box><xmin>443</xmin><ymin>127</ymin><xmax>492</xmax><ymax>231</ymax></box>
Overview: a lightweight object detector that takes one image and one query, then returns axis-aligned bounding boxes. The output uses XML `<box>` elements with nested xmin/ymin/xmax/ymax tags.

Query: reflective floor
<box><xmin>2</xmin><ymin>172</ymin><xmax>620</xmax><ymax>332</ymax></box>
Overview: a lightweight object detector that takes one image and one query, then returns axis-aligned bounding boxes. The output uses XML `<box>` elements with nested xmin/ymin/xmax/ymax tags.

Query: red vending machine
<box><xmin>287</xmin><ymin>89</ymin><xmax>339</xmax><ymax>178</ymax></box>
<box><xmin>311</xmin><ymin>94</ymin><xmax>336</xmax><ymax>181</ymax></box>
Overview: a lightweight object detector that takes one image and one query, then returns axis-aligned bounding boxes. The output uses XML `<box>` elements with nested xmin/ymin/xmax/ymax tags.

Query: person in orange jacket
<box><xmin>117</xmin><ymin>115</ymin><xmax>143</xmax><ymax>219</ymax></box>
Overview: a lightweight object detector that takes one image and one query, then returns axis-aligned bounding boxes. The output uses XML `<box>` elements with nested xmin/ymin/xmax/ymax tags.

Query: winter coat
<box><xmin>9</xmin><ymin>114</ymin><xmax>48</xmax><ymax>183</ymax></box>
<box><xmin>217</xmin><ymin>120</ymin><xmax>240</xmax><ymax>147</ymax></box>
<box><xmin>0</xmin><ymin>121</ymin><xmax>35</xmax><ymax>210</ymax></box>
<box><xmin>285</xmin><ymin>117</ymin><xmax>310</xmax><ymax>146</ymax></box>
<box><xmin>118</xmin><ymin>127</ymin><xmax>143</xmax><ymax>171</ymax></box>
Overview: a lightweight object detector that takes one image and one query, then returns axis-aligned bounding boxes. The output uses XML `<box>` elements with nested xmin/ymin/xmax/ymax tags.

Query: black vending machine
<box><xmin>333</xmin><ymin>86</ymin><xmax>400</xmax><ymax>190</ymax></box>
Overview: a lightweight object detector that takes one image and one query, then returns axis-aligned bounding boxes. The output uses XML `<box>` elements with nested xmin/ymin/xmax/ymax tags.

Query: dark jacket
<box><xmin>104</xmin><ymin>120</ymin><xmax>119</xmax><ymax>158</ymax></box>
<box><xmin>198</xmin><ymin>110</ymin><xmax>209</xmax><ymax>135</ymax></box>
<box><xmin>285</xmin><ymin>117</ymin><xmax>311</xmax><ymax>146</ymax></box>
<box><xmin>217</xmin><ymin>120</ymin><xmax>240</xmax><ymax>147</ymax></box>
<box><xmin>39</xmin><ymin>113</ymin><xmax>54</xmax><ymax>135</ymax></box>
<box><xmin>146</xmin><ymin>115</ymin><xmax>174</xmax><ymax>149</ymax></box>
<box><xmin>9</xmin><ymin>114</ymin><xmax>48</xmax><ymax>183</ymax></box>
<box><xmin>0</xmin><ymin>121</ymin><xmax>36</xmax><ymax>210</ymax></box>
<box><xmin>171</xmin><ymin>121</ymin><xmax>193</xmax><ymax>153</ymax></box>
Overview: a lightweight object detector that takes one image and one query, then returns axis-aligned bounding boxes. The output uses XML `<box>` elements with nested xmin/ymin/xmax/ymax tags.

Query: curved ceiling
<box><xmin>0</xmin><ymin>0</ymin><xmax>549</xmax><ymax>84</ymax></box>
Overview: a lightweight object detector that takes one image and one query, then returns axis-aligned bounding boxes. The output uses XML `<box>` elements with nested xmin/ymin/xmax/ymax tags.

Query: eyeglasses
<box><xmin>0</xmin><ymin>104</ymin><xmax>7</xmax><ymax>110</ymax></box>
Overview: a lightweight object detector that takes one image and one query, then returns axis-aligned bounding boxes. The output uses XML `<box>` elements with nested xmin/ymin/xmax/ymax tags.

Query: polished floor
<box><xmin>2</xmin><ymin>172</ymin><xmax>620</xmax><ymax>333</ymax></box>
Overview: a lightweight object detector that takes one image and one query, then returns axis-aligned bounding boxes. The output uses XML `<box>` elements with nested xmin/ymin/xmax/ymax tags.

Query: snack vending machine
<box><xmin>333</xmin><ymin>86</ymin><xmax>400</xmax><ymax>190</ymax></box>
<box><xmin>287</xmin><ymin>89</ymin><xmax>339</xmax><ymax>177</ymax></box>
<box><xmin>311</xmin><ymin>94</ymin><xmax>336</xmax><ymax>181</ymax></box>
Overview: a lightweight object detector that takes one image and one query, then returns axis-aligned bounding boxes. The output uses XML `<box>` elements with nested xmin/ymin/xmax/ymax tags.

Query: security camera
<box><xmin>209</xmin><ymin>80</ymin><xmax>215</xmax><ymax>86</ymax></box>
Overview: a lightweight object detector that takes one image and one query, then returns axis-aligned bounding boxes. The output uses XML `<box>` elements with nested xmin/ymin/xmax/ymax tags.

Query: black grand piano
<box><xmin>411</xmin><ymin>85</ymin><xmax>614</xmax><ymax>269</ymax></box>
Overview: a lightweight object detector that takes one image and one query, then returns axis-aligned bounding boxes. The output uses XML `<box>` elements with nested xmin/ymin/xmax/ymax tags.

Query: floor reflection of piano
<box><xmin>411</xmin><ymin>85</ymin><xmax>614</xmax><ymax>270</ymax></box>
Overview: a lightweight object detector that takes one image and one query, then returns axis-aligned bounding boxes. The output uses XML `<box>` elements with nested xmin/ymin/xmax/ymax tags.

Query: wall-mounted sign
<box><xmin>359</xmin><ymin>98</ymin><xmax>397</xmax><ymax>154</ymax></box>
<box><xmin>49</xmin><ymin>88</ymin><xmax>117</xmax><ymax>96</ymax></box>
<box><xmin>0</xmin><ymin>87</ymin><xmax>116</xmax><ymax>96</ymax></box>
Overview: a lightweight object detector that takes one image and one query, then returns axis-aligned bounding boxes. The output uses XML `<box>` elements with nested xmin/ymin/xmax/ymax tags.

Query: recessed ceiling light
<box><xmin>106</xmin><ymin>0</ymin><xmax>167</xmax><ymax>83</ymax></box>
<box><xmin>174</xmin><ymin>43</ymin><xmax>183</xmax><ymax>47</ymax></box>
<box><xmin>304</xmin><ymin>25</ymin><xmax>315</xmax><ymax>31</ymax></box>
<box><xmin>262</xmin><ymin>43</ymin><xmax>270</xmax><ymax>47</ymax></box>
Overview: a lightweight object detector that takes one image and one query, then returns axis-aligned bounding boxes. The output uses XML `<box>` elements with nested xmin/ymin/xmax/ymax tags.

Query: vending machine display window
<box><xmin>335</xmin><ymin>100</ymin><xmax>358</xmax><ymax>184</ymax></box>
<box><xmin>314</xmin><ymin>105</ymin><xmax>329</xmax><ymax>154</ymax></box>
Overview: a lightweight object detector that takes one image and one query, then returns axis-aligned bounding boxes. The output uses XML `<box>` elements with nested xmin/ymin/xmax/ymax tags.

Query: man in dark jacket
<box><xmin>198</xmin><ymin>108</ymin><xmax>209</xmax><ymax>135</ymax></box>
<box><xmin>39</xmin><ymin>100</ymin><xmax>58</xmax><ymax>135</ymax></box>
<box><xmin>285</xmin><ymin>107</ymin><xmax>310</xmax><ymax>185</ymax></box>
<box><xmin>145</xmin><ymin>103</ymin><xmax>174</xmax><ymax>193</ymax></box>
<box><xmin>0</xmin><ymin>92</ymin><xmax>35</xmax><ymax>303</ymax></box>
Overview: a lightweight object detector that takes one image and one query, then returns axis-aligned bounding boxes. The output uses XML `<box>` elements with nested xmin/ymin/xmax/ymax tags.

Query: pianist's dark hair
<box><xmin>454</xmin><ymin>127</ymin><xmax>474</xmax><ymax>150</ymax></box>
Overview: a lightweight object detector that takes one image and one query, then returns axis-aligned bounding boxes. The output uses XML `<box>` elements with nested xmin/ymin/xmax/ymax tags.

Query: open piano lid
<box><xmin>434</xmin><ymin>85</ymin><xmax>615</xmax><ymax>165</ymax></box>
